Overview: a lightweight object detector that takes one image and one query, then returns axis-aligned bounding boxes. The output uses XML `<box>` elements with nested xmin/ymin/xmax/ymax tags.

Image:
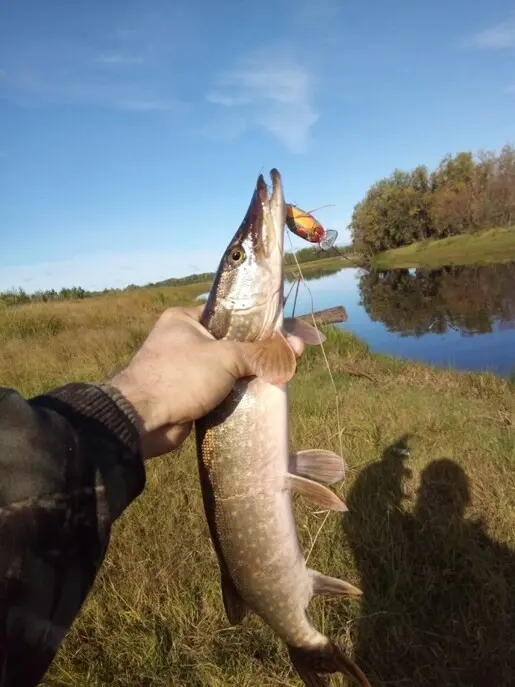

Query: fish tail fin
<box><xmin>287</xmin><ymin>641</ymin><xmax>371</xmax><ymax>687</ymax></box>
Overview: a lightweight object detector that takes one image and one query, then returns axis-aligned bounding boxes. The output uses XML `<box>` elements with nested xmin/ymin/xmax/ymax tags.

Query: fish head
<box><xmin>202</xmin><ymin>169</ymin><xmax>286</xmax><ymax>342</ymax></box>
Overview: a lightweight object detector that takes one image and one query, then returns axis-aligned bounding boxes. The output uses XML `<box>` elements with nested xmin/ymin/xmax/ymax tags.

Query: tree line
<box><xmin>0</xmin><ymin>246</ymin><xmax>340</xmax><ymax>307</ymax></box>
<box><xmin>350</xmin><ymin>144</ymin><xmax>515</xmax><ymax>254</ymax></box>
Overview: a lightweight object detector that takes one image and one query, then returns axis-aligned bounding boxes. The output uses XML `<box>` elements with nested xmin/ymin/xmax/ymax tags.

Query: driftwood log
<box><xmin>295</xmin><ymin>306</ymin><xmax>377</xmax><ymax>382</ymax></box>
<box><xmin>296</xmin><ymin>305</ymin><xmax>348</xmax><ymax>326</ymax></box>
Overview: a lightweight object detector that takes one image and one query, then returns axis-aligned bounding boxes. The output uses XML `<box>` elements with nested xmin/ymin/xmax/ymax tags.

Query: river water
<box><xmin>284</xmin><ymin>262</ymin><xmax>515</xmax><ymax>376</ymax></box>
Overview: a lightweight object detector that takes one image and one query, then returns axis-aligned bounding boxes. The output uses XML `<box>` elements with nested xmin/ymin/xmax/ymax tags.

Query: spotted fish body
<box><xmin>195</xmin><ymin>170</ymin><xmax>370</xmax><ymax>686</ymax></box>
<box><xmin>199</xmin><ymin>376</ymin><xmax>314</xmax><ymax>645</ymax></box>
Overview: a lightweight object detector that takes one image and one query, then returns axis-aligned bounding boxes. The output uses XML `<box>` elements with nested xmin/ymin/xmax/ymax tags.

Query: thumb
<box><xmin>219</xmin><ymin>334</ymin><xmax>305</xmax><ymax>385</ymax></box>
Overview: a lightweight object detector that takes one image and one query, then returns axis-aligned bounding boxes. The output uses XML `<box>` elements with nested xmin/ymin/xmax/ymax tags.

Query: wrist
<box><xmin>105</xmin><ymin>371</ymin><xmax>156</xmax><ymax>435</ymax></box>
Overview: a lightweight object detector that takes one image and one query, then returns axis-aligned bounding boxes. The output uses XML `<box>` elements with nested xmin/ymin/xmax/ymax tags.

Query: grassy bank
<box><xmin>285</xmin><ymin>254</ymin><xmax>358</xmax><ymax>279</ymax></box>
<box><xmin>373</xmin><ymin>227</ymin><xmax>515</xmax><ymax>269</ymax></box>
<box><xmin>1</xmin><ymin>292</ymin><xmax>514</xmax><ymax>686</ymax></box>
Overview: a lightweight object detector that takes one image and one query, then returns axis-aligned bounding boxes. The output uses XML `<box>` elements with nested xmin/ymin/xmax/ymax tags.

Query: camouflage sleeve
<box><xmin>0</xmin><ymin>382</ymin><xmax>145</xmax><ymax>687</ymax></box>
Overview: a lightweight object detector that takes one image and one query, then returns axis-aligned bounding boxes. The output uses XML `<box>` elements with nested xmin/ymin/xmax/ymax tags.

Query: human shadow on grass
<box><xmin>343</xmin><ymin>436</ymin><xmax>515</xmax><ymax>686</ymax></box>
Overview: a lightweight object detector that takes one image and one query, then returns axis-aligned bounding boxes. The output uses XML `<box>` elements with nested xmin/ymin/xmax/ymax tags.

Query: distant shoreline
<box><xmin>0</xmin><ymin>251</ymin><xmax>360</xmax><ymax>307</ymax></box>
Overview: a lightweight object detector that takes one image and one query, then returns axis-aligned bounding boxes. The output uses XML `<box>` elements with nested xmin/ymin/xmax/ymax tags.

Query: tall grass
<box><xmin>1</xmin><ymin>289</ymin><xmax>514</xmax><ymax>685</ymax></box>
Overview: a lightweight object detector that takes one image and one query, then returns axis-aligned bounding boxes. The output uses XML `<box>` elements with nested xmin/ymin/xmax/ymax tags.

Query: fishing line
<box><xmin>284</xmin><ymin>277</ymin><xmax>298</xmax><ymax>306</ymax></box>
<box><xmin>290</xmin><ymin>203</ymin><xmax>336</xmax><ymax>216</ymax></box>
<box><xmin>286</xmin><ymin>233</ymin><xmax>345</xmax><ymax>564</ymax></box>
<box><xmin>331</xmin><ymin>246</ymin><xmax>369</xmax><ymax>272</ymax></box>
<box><xmin>292</xmin><ymin>277</ymin><xmax>301</xmax><ymax>317</ymax></box>
<box><xmin>306</xmin><ymin>511</ymin><xmax>331</xmax><ymax>563</ymax></box>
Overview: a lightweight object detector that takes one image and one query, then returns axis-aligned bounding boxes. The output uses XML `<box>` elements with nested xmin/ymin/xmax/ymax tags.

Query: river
<box><xmin>284</xmin><ymin>262</ymin><xmax>515</xmax><ymax>376</ymax></box>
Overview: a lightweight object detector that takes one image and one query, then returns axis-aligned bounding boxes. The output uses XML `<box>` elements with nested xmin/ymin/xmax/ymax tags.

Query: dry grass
<box><xmin>373</xmin><ymin>227</ymin><xmax>515</xmax><ymax>269</ymax></box>
<box><xmin>1</xmin><ymin>292</ymin><xmax>514</xmax><ymax>686</ymax></box>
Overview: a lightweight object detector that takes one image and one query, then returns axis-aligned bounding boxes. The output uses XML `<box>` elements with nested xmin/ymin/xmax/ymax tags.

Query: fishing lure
<box><xmin>285</xmin><ymin>203</ymin><xmax>339</xmax><ymax>250</ymax></box>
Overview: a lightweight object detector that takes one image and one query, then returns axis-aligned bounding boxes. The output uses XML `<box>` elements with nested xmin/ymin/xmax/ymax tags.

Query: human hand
<box><xmin>109</xmin><ymin>305</ymin><xmax>305</xmax><ymax>459</ymax></box>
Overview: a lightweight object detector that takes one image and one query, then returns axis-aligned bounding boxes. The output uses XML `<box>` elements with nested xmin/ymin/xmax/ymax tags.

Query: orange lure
<box><xmin>285</xmin><ymin>204</ymin><xmax>338</xmax><ymax>250</ymax></box>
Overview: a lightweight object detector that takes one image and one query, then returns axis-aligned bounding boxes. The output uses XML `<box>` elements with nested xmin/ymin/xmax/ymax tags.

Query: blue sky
<box><xmin>1</xmin><ymin>0</ymin><xmax>514</xmax><ymax>292</ymax></box>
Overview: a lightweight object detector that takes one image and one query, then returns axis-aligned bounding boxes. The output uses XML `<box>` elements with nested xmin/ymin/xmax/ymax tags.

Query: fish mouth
<box><xmin>200</xmin><ymin>169</ymin><xmax>286</xmax><ymax>339</ymax></box>
<box><xmin>243</xmin><ymin>168</ymin><xmax>285</xmax><ymax>259</ymax></box>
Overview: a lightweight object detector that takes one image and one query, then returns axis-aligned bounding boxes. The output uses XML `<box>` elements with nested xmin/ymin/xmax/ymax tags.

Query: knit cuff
<box><xmin>45</xmin><ymin>382</ymin><xmax>141</xmax><ymax>455</ymax></box>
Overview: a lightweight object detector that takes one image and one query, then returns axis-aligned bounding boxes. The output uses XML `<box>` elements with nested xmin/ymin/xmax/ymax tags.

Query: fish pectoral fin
<box><xmin>286</xmin><ymin>474</ymin><xmax>348</xmax><ymax>512</ymax></box>
<box><xmin>289</xmin><ymin>449</ymin><xmax>348</xmax><ymax>486</ymax></box>
<box><xmin>310</xmin><ymin>569</ymin><xmax>362</xmax><ymax>597</ymax></box>
<box><xmin>241</xmin><ymin>329</ymin><xmax>297</xmax><ymax>385</ymax></box>
<box><xmin>283</xmin><ymin>317</ymin><xmax>326</xmax><ymax>345</ymax></box>
<box><xmin>221</xmin><ymin>569</ymin><xmax>249</xmax><ymax>626</ymax></box>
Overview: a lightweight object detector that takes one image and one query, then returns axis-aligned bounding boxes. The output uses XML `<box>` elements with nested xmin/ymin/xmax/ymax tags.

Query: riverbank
<box><xmin>1</xmin><ymin>291</ymin><xmax>514</xmax><ymax>685</ymax></box>
<box><xmin>373</xmin><ymin>227</ymin><xmax>515</xmax><ymax>269</ymax></box>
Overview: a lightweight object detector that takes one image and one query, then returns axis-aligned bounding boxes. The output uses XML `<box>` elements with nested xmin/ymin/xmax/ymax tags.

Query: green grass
<box><xmin>373</xmin><ymin>227</ymin><xmax>515</xmax><ymax>269</ymax></box>
<box><xmin>1</xmin><ymin>290</ymin><xmax>514</xmax><ymax>685</ymax></box>
<box><xmin>286</xmin><ymin>255</ymin><xmax>361</xmax><ymax>275</ymax></box>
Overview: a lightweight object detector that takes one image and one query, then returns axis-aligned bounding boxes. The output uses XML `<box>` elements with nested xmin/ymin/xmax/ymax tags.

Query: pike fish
<box><xmin>195</xmin><ymin>169</ymin><xmax>370</xmax><ymax>686</ymax></box>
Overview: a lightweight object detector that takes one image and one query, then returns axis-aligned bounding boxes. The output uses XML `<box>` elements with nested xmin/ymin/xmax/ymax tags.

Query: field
<box><xmin>1</xmin><ymin>288</ymin><xmax>515</xmax><ymax>686</ymax></box>
<box><xmin>373</xmin><ymin>227</ymin><xmax>515</xmax><ymax>269</ymax></box>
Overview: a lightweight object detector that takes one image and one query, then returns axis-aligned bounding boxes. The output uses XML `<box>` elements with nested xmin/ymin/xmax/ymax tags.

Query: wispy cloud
<box><xmin>504</xmin><ymin>83</ymin><xmax>515</xmax><ymax>94</ymax></box>
<box><xmin>207</xmin><ymin>50</ymin><xmax>318</xmax><ymax>153</ymax></box>
<box><xmin>463</xmin><ymin>14</ymin><xmax>515</xmax><ymax>50</ymax></box>
<box><xmin>94</xmin><ymin>52</ymin><xmax>144</xmax><ymax>66</ymax></box>
<box><xmin>0</xmin><ymin>16</ymin><xmax>185</xmax><ymax>112</ymax></box>
<box><xmin>2</xmin><ymin>68</ymin><xmax>182</xmax><ymax>112</ymax></box>
<box><xmin>115</xmin><ymin>98</ymin><xmax>179</xmax><ymax>112</ymax></box>
<box><xmin>206</xmin><ymin>92</ymin><xmax>252</xmax><ymax>107</ymax></box>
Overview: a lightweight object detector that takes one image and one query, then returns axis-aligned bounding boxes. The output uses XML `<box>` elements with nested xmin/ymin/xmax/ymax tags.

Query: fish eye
<box><xmin>228</xmin><ymin>246</ymin><xmax>246</xmax><ymax>265</ymax></box>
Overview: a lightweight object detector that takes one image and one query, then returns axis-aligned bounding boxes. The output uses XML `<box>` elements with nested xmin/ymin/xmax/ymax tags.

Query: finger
<box><xmin>158</xmin><ymin>305</ymin><xmax>205</xmax><ymax>327</ymax></box>
<box><xmin>141</xmin><ymin>422</ymin><xmax>193</xmax><ymax>460</ymax></box>
<box><xmin>179</xmin><ymin>304</ymin><xmax>206</xmax><ymax>321</ymax></box>
<box><xmin>157</xmin><ymin>305</ymin><xmax>215</xmax><ymax>342</ymax></box>
<box><xmin>285</xmin><ymin>334</ymin><xmax>305</xmax><ymax>359</ymax></box>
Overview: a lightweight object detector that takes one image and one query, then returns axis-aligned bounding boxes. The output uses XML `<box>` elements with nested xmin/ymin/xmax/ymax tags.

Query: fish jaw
<box><xmin>201</xmin><ymin>169</ymin><xmax>286</xmax><ymax>342</ymax></box>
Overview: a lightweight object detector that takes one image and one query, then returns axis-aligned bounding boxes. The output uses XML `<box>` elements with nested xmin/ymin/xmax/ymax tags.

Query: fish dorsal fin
<box><xmin>241</xmin><ymin>329</ymin><xmax>297</xmax><ymax>385</ymax></box>
<box><xmin>285</xmin><ymin>474</ymin><xmax>348</xmax><ymax>512</ymax></box>
<box><xmin>221</xmin><ymin>569</ymin><xmax>249</xmax><ymax>625</ymax></box>
<box><xmin>289</xmin><ymin>449</ymin><xmax>347</xmax><ymax>486</ymax></box>
<box><xmin>283</xmin><ymin>318</ymin><xmax>326</xmax><ymax>345</ymax></box>
<box><xmin>310</xmin><ymin>569</ymin><xmax>362</xmax><ymax>597</ymax></box>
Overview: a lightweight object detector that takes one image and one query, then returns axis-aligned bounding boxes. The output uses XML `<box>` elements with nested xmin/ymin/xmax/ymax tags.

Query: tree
<box><xmin>349</xmin><ymin>145</ymin><xmax>515</xmax><ymax>254</ymax></box>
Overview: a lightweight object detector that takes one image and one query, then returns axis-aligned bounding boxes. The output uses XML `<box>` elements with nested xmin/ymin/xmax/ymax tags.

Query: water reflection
<box><xmin>285</xmin><ymin>261</ymin><xmax>346</xmax><ymax>283</ymax></box>
<box><xmin>358</xmin><ymin>263</ymin><xmax>515</xmax><ymax>337</ymax></box>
